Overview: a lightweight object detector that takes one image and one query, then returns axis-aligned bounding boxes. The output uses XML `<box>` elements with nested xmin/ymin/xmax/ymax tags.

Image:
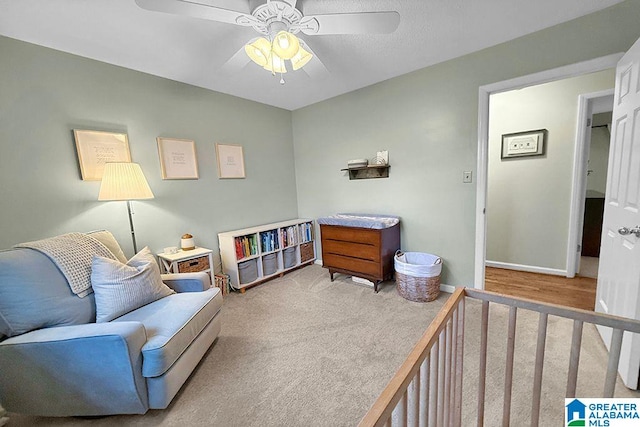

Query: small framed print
<box><xmin>73</xmin><ymin>129</ymin><xmax>132</xmax><ymax>180</ymax></box>
<box><xmin>157</xmin><ymin>137</ymin><xmax>199</xmax><ymax>180</ymax></box>
<box><xmin>501</xmin><ymin>129</ymin><xmax>547</xmax><ymax>159</ymax></box>
<box><xmin>215</xmin><ymin>144</ymin><xmax>245</xmax><ymax>179</ymax></box>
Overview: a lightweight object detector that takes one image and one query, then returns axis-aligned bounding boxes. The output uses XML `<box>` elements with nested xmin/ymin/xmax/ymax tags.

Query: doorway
<box><xmin>567</xmin><ymin>91</ymin><xmax>614</xmax><ymax>279</ymax></box>
<box><xmin>474</xmin><ymin>54</ymin><xmax>623</xmax><ymax>290</ymax></box>
<box><xmin>578</xmin><ymin>109</ymin><xmax>613</xmax><ymax>278</ymax></box>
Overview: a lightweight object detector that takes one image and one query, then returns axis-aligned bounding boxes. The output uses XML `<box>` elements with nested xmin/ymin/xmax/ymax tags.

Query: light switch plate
<box><xmin>463</xmin><ymin>171</ymin><xmax>472</xmax><ymax>183</ymax></box>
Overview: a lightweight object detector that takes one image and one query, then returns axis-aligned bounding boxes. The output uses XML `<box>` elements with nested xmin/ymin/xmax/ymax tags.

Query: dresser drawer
<box><xmin>320</xmin><ymin>225</ymin><xmax>379</xmax><ymax>245</ymax></box>
<box><xmin>322</xmin><ymin>240</ymin><xmax>380</xmax><ymax>262</ymax></box>
<box><xmin>177</xmin><ymin>255</ymin><xmax>210</xmax><ymax>273</ymax></box>
<box><xmin>323</xmin><ymin>253</ymin><xmax>380</xmax><ymax>277</ymax></box>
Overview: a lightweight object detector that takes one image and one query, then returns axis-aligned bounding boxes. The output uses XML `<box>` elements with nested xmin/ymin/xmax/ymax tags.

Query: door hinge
<box><xmin>587</xmin><ymin>118</ymin><xmax>592</xmax><ymax>127</ymax></box>
<box><xmin>577</xmin><ymin>244</ymin><xmax>581</xmax><ymax>252</ymax></box>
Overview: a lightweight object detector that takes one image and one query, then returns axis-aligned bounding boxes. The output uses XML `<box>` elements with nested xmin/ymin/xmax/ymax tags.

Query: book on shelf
<box><xmin>234</xmin><ymin>234</ymin><xmax>258</xmax><ymax>260</ymax></box>
<box><xmin>280</xmin><ymin>226</ymin><xmax>300</xmax><ymax>247</ymax></box>
<box><xmin>260</xmin><ymin>229</ymin><xmax>279</xmax><ymax>253</ymax></box>
<box><xmin>299</xmin><ymin>222</ymin><xmax>313</xmax><ymax>242</ymax></box>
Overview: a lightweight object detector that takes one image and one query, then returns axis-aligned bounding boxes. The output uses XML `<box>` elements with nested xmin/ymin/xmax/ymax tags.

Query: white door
<box><xmin>596</xmin><ymin>36</ymin><xmax>640</xmax><ymax>389</ymax></box>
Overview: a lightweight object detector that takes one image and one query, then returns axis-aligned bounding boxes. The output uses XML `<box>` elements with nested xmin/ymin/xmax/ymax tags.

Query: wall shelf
<box><xmin>341</xmin><ymin>164</ymin><xmax>390</xmax><ymax>180</ymax></box>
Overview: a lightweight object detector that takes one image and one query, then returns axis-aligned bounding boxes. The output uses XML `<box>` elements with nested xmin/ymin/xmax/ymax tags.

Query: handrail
<box><xmin>464</xmin><ymin>289</ymin><xmax>640</xmax><ymax>333</ymax></box>
<box><xmin>359</xmin><ymin>287</ymin><xmax>640</xmax><ymax>427</ymax></box>
<box><xmin>358</xmin><ymin>288</ymin><xmax>466</xmax><ymax>427</ymax></box>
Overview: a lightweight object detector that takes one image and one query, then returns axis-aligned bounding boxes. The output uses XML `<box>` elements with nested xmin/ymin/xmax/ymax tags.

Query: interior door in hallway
<box><xmin>596</xmin><ymin>35</ymin><xmax>640</xmax><ymax>390</ymax></box>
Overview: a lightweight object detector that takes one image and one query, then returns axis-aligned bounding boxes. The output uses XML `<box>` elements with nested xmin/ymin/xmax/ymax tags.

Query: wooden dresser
<box><xmin>320</xmin><ymin>223</ymin><xmax>400</xmax><ymax>292</ymax></box>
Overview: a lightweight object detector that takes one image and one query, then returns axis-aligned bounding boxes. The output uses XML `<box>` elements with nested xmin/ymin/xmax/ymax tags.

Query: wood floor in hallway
<box><xmin>484</xmin><ymin>267</ymin><xmax>597</xmax><ymax>311</ymax></box>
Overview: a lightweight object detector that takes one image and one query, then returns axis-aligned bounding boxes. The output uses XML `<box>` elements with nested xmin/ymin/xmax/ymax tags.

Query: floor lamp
<box><xmin>98</xmin><ymin>162</ymin><xmax>154</xmax><ymax>254</ymax></box>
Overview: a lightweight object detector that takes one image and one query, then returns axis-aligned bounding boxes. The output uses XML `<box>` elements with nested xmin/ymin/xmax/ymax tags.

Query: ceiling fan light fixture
<box><xmin>244</xmin><ymin>37</ymin><xmax>271</xmax><ymax>67</ymax></box>
<box><xmin>291</xmin><ymin>45</ymin><xmax>313</xmax><ymax>70</ymax></box>
<box><xmin>271</xmin><ymin>31</ymin><xmax>300</xmax><ymax>60</ymax></box>
<box><xmin>264</xmin><ymin>53</ymin><xmax>287</xmax><ymax>74</ymax></box>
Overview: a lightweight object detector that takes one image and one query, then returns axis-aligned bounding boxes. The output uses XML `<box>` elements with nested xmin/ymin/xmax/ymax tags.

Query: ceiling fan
<box><xmin>135</xmin><ymin>0</ymin><xmax>400</xmax><ymax>83</ymax></box>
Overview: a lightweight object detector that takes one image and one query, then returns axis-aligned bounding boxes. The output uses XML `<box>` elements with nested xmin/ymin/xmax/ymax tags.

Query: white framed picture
<box><xmin>501</xmin><ymin>129</ymin><xmax>547</xmax><ymax>159</ymax></box>
<box><xmin>215</xmin><ymin>143</ymin><xmax>245</xmax><ymax>179</ymax></box>
<box><xmin>157</xmin><ymin>137</ymin><xmax>199</xmax><ymax>180</ymax></box>
<box><xmin>73</xmin><ymin>129</ymin><xmax>132</xmax><ymax>181</ymax></box>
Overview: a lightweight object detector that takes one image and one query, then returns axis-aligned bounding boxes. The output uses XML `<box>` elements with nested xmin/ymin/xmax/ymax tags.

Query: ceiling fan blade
<box><xmin>135</xmin><ymin>0</ymin><xmax>257</xmax><ymax>26</ymax></box>
<box><xmin>220</xmin><ymin>44</ymin><xmax>252</xmax><ymax>74</ymax></box>
<box><xmin>298</xmin><ymin>11</ymin><xmax>400</xmax><ymax>35</ymax></box>
<box><xmin>279</xmin><ymin>0</ymin><xmax>297</xmax><ymax>8</ymax></box>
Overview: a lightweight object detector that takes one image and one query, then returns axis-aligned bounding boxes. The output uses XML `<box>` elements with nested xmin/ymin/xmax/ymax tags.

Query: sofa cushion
<box><xmin>86</xmin><ymin>230</ymin><xmax>128</xmax><ymax>264</ymax></box>
<box><xmin>91</xmin><ymin>247</ymin><xmax>175</xmax><ymax>323</ymax></box>
<box><xmin>114</xmin><ymin>287</ymin><xmax>222</xmax><ymax>378</ymax></box>
<box><xmin>0</xmin><ymin>248</ymin><xmax>96</xmax><ymax>337</ymax></box>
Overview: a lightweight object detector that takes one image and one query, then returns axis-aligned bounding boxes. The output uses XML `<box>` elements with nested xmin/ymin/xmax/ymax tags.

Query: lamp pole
<box><xmin>126</xmin><ymin>200</ymin><xmax>138</xmax><ymax>254</ymax></box>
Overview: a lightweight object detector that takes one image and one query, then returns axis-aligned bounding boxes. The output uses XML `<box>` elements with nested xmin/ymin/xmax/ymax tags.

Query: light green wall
<box><xmin>292</xmin><ymin>1</ymin><xmax>640</xmax><ymax>286</ymax></box>
<box><xmin>2</xmin><ymin>1</ymin><xmax>640</xmax><ymax>286</ymax></box>
<box><xmin>0</xmin><ymin>36</ymin><xmax>298</xmax><ymax>264</ymax></box>
<box><xmin>486</xmin><ymin>70</ymin><xmax>614</xmax><ymax>271</ymax></box>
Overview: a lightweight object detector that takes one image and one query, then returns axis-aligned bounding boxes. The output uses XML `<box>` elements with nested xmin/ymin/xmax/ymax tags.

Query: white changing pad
<box><xmin>316</xmin><ymin>213</ymin><xmax>400</xmax><ymax>229</ymax></box>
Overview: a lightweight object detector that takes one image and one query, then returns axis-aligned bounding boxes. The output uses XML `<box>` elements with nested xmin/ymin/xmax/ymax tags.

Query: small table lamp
<box><xmin>98</xmin><ymin>162</ymin><xmax>154</xmax><ymax>254</ymax></box>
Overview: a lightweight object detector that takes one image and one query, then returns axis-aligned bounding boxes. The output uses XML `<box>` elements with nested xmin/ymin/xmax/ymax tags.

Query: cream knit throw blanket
<box><xmin>16</xmin><ymin>232</ymin><xmax>116</xmax><ymax>297</ymax></box>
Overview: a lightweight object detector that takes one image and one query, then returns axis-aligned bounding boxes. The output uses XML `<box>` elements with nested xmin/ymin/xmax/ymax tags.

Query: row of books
<box><xmin>235</xmin><ymin>222</ymin><xmax>313</xmax><ymax>259</ymax></box>
<box><xmin>260</xmin><ymin>230</ymin><xmax>279</xmax><ymax>253</ymax></box>
<box><xmin>281</xmin><ymin>226</ymin><xmax>300</xmax><ymax>247</ymax></box>
<box><xmin>299</xmin><ymin>222</ymin><xmax>313</xmax><ymax>242</ymax></box>
<box><xmin>234</xmin><ymin>235</ymin><xmax>258</xmax><ymax>260</ymax></box>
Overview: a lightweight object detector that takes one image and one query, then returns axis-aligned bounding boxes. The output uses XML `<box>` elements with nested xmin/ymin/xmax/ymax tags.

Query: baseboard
<box><xmin>485</xmin><ymin>260</ymin><xmax>566</xmax><ymax>277</ymax></box>
<box><xmin>440</xmin><ymin>284</ymin><xmax>456</xmax><ymax>293</ymax></box>
<box><xmin>314</xmin><ymin>259</ymin><xmax>322</xmax><ymax>266</ymax></box>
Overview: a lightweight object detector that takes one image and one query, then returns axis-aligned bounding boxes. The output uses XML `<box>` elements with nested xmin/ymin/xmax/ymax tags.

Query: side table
<box><xmin>157</xmin><ymin>247</ymin><xmax>213</xmax><ymax>280</ymax></box>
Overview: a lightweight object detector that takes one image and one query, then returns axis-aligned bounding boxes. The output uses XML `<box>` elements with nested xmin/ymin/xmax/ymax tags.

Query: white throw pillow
<box><xmin>86</xmin><ymin>230</ymin><xmax>128</xmax><ymax>263</ymax></box>
<box><xmin>91</xmin><ymin>247</ymin><xmax>175</xmax><ymax>322</ymax></box>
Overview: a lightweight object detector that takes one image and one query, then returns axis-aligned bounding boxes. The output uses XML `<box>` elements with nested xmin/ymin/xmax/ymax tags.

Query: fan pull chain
<box><xmin>280</xmin><ymin>72</ymin><xmax>285</xmax><ymax>85</ymax></box>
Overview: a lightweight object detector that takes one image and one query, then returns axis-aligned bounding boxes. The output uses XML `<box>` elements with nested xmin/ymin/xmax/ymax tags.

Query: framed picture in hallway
<box><xmin>501</xmin><ymin>129</ymin><xmax>547</xmax><ymax>159</ymax></box>
<box><xmin>73</xmin><ymin>129</ymin><xmax>131</xmax><ymax>180</ymax></box>
<box><xmin>215</xmin><ymin>143</ymin><xmax>245</xmax><ymax>179</ymax></box>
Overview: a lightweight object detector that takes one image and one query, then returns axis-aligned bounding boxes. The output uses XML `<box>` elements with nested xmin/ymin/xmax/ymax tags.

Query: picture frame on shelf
<box><xmin>215</xmin><ymin>143</ymin><xmax>245</xmax><ymax>179</ymax></box>
<box><xmin>73</xmin><ymin>129</ymin><xmax>131</xmax><ymax>181</ymax></box>
<box><xmin>157</xmin><ymin>137</ymin><xmax>199</xmax><ymax>179</ymax></box>
<box><xmin>501</xmin><ymin>129</ymin><xmax>547</xmax><ymax>159</ymax></box>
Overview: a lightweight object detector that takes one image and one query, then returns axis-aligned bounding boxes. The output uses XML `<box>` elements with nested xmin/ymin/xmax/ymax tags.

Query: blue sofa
<box><xmin>0</xmin><ymin>231</ymin><xmax>223</xmax><ymax>416</ymax></box>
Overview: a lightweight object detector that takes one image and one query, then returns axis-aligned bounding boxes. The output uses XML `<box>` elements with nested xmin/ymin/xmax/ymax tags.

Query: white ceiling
<box><xmin>0</xmin><ymin>0</ymin><xmax>625</xmax><ymax>110</ymax></box>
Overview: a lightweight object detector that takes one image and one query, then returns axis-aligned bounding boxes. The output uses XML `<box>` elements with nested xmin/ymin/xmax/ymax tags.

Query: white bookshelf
<box><xmin>218</xmin><ymin>218</ymin><xmax>316</xmax><ymax>292</ymax></box>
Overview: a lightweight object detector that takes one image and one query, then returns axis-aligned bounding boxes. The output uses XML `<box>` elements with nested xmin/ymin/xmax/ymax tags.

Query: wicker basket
<box><xmin>177</xmin><ymin>255</ymin><xmax>210</xmax><ymax>273</ymax></box>
<box><xmin>395</xmin><ymin>271</ymin><xmax>441</xmax><ymax>302</ymax></box>
<box><xmin>394</xmin><ymin>251</ymin><xmax>442</xmax><ymax>302</ymax></box>
<box><xmin>300</xmin><ymin>241</ymin><xmax>314</xmax><ymax>263</ymax></box>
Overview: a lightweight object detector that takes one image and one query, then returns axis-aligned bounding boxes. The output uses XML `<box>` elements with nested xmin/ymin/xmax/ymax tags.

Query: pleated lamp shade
<box><xmin>98</xmin><ymin>163</ymin><xmax>154</xmax><ymax>201</ymax></box>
